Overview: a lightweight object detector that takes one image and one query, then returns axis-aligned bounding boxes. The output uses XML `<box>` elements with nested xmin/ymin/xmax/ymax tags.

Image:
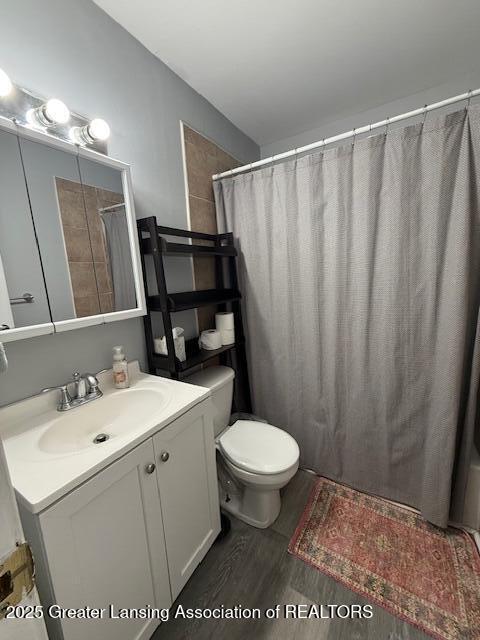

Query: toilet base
<box><xmin>220</xmin><ymin>487</ymin><xmax>281</xmax><ymax>529</ymax></box>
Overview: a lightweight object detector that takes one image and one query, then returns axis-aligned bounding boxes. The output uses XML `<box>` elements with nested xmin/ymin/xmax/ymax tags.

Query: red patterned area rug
<box><xmin>288</xmin><ymin>477</ymin><xmax>480</xmax><ymax>640</ymax></box>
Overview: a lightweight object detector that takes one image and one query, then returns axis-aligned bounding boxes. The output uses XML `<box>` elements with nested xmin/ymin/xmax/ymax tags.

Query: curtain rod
<box><xmin>212</xmin><ymin>88</ymin><xmax>480</xmax><ymax>181</ymax></box>
<box><xmin>98</xmin><ymin>202</ymin><xmax>125</xmax><ymax>213</ymax></box>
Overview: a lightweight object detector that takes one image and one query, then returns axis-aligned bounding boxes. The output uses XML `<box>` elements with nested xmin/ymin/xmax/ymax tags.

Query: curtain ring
<box><xmin>422</xmin><ymin>104</ymin><xmax>428</xmax><ymax>126</ymax></box>
<box><xmin>269</xmin><ymin>154</ymin><xmax>277</xmax><ymax>172</ymax></box>
<box><xmin>384</xmin><ymin>117</ymin><xmax>390</xmax><ymax>137</ymax></box>
<box><xmin>466</xmin><ymin>89</ymin><xmax>473</xmax><ymax>110</ymax></box>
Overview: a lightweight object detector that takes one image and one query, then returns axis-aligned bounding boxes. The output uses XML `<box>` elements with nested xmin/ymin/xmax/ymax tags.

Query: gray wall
<box><xmin>261</xmin><ymin>73</ymin><xmax>480</xmax><ymax>157</ymax></box>
<box><xmin>0</xmin><ymin>0</ymin><xmax>259</xmax><ymax>405</ymax></box>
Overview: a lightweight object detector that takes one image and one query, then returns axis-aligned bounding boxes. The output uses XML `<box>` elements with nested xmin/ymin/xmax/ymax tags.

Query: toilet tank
<box><xmin>185</xmin><ymin>366</ymin><xmax>235</xmax><ymax>437</ymax></box>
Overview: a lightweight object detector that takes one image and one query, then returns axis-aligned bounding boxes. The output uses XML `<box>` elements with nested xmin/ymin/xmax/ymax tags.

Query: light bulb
<box><xmin>69</xmin><ymin>118</ymin><xmax>110</xmax><ymax>145</ymax></box>
<box><xmin>27</xmin><ymin>98</ymin><xmax>70</xmax><ymax>127</ymax></box>
<box><xmin>0</xmin><ymin>68</ymin><xmax>12</xmax><ymax>97</ymax></box>
<box><xmin>44</xmin><ymin>99</ymin><xmax>70</xmax><ymax>124</ymax></box>
<box><xmin>88</xmin><ymin>118</ymin><xmax>110</xmax><ymax>141</ymax></box>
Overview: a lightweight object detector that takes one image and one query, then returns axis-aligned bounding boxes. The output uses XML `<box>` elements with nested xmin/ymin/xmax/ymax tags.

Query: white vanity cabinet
<box><xmin>39</xmin><ymin>439</ymin><xmax>170</xmax><ymax>640</ymax></box>
<box><xmin>153</xmin><ymin>402</ymin><xmax>221</xmax><ymax>599</ymax></box>
<box><xmin>18</xmin><ymin>399</ymin><xmax>220</xmax><ymax>640</ymax></box>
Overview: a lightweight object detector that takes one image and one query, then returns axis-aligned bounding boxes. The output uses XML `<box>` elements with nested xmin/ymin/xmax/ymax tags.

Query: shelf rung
<box><xmin>163</xmin><ymin>242</ymin><xmax>237</xmax><ymax>257</ymax></box>
<box><xmin>148</xmin><ymin>289</ymin><xmax>241</xmax><ymax>312</ymax></box>
<box><xmin>156</xmin><ymin>225</ymin><xmax>220</xmax><ymax>242</ymax></box>
<box><xmin>140</xmin><ymin>239</ymin><xmax>236</xmax><ymax>257</ymax></box>
<box><xmin>151</xmin><ymin>341</ymin><xmax>240</xmax><ymax>373</ymax></box>
<box><xmin>169</xmin><ymin>289</ymin><xmax>241</xmax><ymax>311</ymax></box>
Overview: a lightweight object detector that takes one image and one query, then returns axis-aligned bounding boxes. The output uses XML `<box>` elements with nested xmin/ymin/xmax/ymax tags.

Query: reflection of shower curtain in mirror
<box><xmin>215</xmin><ymin>106</ymin><xmax>480</xmax><ymax>528</ymax></box>
<box><xmin>101</xmin><ymin>211</ymin><xmax>136</xmax><ymax>311</ymax></box>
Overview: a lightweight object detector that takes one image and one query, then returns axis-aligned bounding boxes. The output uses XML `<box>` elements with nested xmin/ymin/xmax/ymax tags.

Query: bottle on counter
<box><xmin>112</xmin><ymin>345</ymin><xmax>130</xmax><ymax>389</ymax></box>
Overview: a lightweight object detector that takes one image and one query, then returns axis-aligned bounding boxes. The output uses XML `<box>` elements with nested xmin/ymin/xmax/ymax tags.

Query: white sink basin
<box><xmin>38</xmin><ymin>388</ymin><xmax>172</xmax><ymax>454</ymax></box>
<box><xmin>0</xmin><ymin>363</ymin><xmax>211</xmax><ymax>513</ymax></box>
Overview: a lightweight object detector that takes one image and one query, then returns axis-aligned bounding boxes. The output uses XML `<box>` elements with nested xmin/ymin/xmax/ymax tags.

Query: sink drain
<box><xmin>93</xmin><ymin>433</ymin><xmax>109</xmax><ymax>444</ymax></box>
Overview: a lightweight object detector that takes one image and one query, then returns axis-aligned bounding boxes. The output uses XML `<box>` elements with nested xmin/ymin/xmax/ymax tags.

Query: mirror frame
<box><xmin>0</xmin><ymin>115</ymin><xmax>146</xmax><ymax>342</ymax></box>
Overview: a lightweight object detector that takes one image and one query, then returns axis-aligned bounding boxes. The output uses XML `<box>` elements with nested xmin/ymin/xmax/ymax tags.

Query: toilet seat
<box><xmin>218</xmin><ymin>420</ymin><xmax>299</xmax><ymax>475</ymax></box>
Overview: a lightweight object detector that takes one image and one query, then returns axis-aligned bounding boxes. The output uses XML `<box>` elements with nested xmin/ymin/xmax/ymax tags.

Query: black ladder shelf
<box><xmin>137</xmin><ymin>216</ymin><xmax>252</xmax><ymax>412</ymax></box>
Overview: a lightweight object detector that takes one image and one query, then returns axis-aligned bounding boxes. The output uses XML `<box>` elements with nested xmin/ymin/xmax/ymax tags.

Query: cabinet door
<box><xmin>40</xmin><ymin>440</ymin><xmax>171</xmax><ymax>640</ymax></box>
<box><xmin>153</xmin><ymin>401</ymin><xmax>221</xmax><ymax>600</ymax></box>
<box><xmin>18</xmin><ymin>138</ymin><xmax>91</xmax><ymax>324</ymax></box>
<box><xmin>0</xmin><ymin>128</ymin><xmax>53</xmax><ymax>339</ymax></box>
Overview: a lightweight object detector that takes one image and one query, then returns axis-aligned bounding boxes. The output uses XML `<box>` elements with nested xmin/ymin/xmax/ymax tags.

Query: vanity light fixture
<box><xmin>69</xmin><ymin>118</ymin><xmax>110</xmax><ymax>145</ymax></box>
<box><xmin>0</xmin><ymin>73</ymin><xmax>108</xmax><ymax>152</ymax></box>
<box><xmin>26</xmin><ymin>98</ymin><xmax>70</xmax><ymax>128</ymax></box>
<box><xmin>0</xmin><ymin>68</ymin><xmax>12</xmax><ymax>97</ymax></box>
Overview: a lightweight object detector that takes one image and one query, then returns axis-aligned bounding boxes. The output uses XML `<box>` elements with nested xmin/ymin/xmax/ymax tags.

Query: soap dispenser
<box><xmin>112</xmin><ymin>345</ymin><xmax>130</xmax><ymax>389</ymax></box>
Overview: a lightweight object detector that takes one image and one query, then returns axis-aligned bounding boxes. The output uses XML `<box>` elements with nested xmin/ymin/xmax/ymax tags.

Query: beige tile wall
<box><xmin>183</xmin><ymin>125</ymin><xmax>240</xmax><ymax>335</ymax></box>
<box><xmin>56</xmin><ymin>178</ymin><xmax>122</xmax><ymax>317</ymax></box>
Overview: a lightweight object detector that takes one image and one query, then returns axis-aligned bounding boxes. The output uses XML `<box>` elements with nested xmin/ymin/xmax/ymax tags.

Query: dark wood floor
<box><xmin>152</xmin><ymin>470</ymin><xmax>429</xmax><ymax>640</ymax></box>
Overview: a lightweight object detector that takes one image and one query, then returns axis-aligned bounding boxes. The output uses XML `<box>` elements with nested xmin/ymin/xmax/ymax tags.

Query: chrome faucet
<box><xmin>42</xmin><ymin>372</ymin><xmax>103</xmax><ymax>412</ymax></box>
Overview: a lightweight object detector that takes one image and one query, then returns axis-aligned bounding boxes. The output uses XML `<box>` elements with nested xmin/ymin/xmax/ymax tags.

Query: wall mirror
<box><xmin>0</xmin><ymin>118</ymin><xmax>145</xmax><ymax>341</ymax></box>
<box><xmin>0</xmin><ymin>127</ymin><xmax>52</xmax><ymax>338</ymax></box>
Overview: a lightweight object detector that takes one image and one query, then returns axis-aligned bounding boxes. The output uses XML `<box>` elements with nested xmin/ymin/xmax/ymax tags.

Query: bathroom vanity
<box><xmin>0</xmin><ymin>363</ymin><xmax>220</xmax><ymax>640</ymax></box>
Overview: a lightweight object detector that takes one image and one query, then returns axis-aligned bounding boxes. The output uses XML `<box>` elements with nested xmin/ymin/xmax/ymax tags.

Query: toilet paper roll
<box><xmin>215</xmin><ymin>312</ymin><xmax>235</xmax><ymax>345</ymax></box>
<box><xmin>199</xmin><ymin>329</ymin><xmax>222</xmax><ymax>350</ymax></box>
<box><xmin>219</xmin><ymin>327</ymin><xmax>235</xmax><ymax>346</ymax></box>
<box><xmin>153</xmin><ymin>328</ymin><xmax>186</xmax><ymax>361</ymax></box>
<box><xmin>215</xmin><ymin>312</ymin><xmax>234</xmax><ymax>331</ymax></box>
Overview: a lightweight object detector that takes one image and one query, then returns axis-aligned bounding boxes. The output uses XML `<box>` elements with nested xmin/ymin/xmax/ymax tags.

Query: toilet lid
<box><xmin>218</xmin><ymin>420</ymin><xmax>299</xmax><ymax>475</ymax></box>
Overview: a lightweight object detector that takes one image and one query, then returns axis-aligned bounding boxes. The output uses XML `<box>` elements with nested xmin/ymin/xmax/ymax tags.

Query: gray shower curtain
<box><xmin>214</xmin><ymin>106</ymin><xmax>480</xmax><ymax>527</ymax></box>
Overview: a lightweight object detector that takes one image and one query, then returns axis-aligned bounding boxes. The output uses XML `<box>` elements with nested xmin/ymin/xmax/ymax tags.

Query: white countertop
<box><xmin>0</xmin><ymin>362</ymin><xmax>210</xmax><ymax>513</ymax></box>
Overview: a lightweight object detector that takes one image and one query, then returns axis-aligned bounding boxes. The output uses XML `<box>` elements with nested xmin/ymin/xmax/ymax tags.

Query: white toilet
<box><xmin>186</xmin><ymin>366</ymin><xmax>299</xmax><ymax>528</ymax></box>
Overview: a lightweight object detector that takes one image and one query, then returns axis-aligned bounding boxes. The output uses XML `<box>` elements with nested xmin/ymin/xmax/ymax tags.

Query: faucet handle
<box><xmin>42</xmin><ymin>383</ymin><xmax>70</xmax><ymax>394</ymax></box>
<box><xmin>72</xmin><ymin>371</ymin><xmax>87</xmax><ymax>399</ymax></box>
<box><xmin>81</xmin><ymin>373</ymin><xmax>102</xmax><ymax>397</ymax></box>
<box><xmin>41</xmin><ymin>384</ymin><xmax>73</xmax><ymax>411</ymax></box>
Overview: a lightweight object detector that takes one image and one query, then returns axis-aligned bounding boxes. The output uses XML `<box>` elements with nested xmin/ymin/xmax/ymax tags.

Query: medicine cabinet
<box><xmin>0</xmin><ymin>117</ymin><xmax>145</xmax><ymax>341</ymax></box>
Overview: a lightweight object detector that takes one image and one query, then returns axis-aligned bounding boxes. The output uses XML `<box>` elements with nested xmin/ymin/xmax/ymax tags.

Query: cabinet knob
<box><xmin>145</xmin><ymin>463</ymin><xmax>156</xmax><ymax>474</ymax></box>
<box><xmin>160</xmin><ymin>451</ymin><xmax>170</xmax><ymax>462</ymax></box>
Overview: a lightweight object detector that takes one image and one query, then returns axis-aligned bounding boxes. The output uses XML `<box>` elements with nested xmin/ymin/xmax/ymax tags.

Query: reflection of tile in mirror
<box><xmin>99</xmin><ymin>293</ymin><xmax>114</xmax><ymax>313</ymax></box>
<box><xmin>55</xmin><ymin>178</ymin><xmax>87</xmax><ymax>229</ymax></box>
<box><xmin>73</xmin><ymin>294</ymin><xmax>101</xmax><ymax>317</ymax></box>
<box><xmin>89</xmin><ymin>226</ymin><xmax>107</xmax><ymax>262</ymax></box>
<box><xmin>57</xmin><ymin>167</ymin><xmax>133</xmax><ymax>316</ymax></box>
<box><xmin>55</xmin><ymin>178</ymin><xmax>121</xmax><ymax>317</ymax></box>
<box><xmin>69</xmin><ymin>262</ymin><xmax>98</xmax><ymax>297</ymax></box>
<box><xmin>93</xmin><ymin>262</ymin><xmax>112</xmax><ymax>294</ymax></box>
<box><xmin>86</xmin><ymin>185</ymin><xmax>123</xmax><ymax>314</ymax></box>
<box><xmin>63</xmin><ymin>227</ymin><xmax>93</xmax><ymax>262</ymax></box>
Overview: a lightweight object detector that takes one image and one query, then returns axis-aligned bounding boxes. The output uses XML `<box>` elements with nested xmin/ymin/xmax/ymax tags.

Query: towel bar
<box><xmin>9</xmin><ymin>293</ymin><xmax>34</xmax><ymax>305</ymax></box>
